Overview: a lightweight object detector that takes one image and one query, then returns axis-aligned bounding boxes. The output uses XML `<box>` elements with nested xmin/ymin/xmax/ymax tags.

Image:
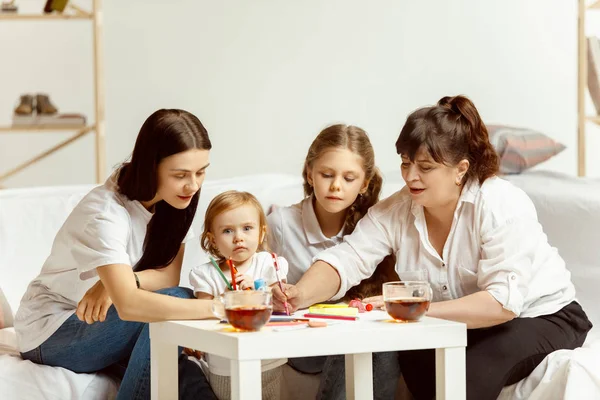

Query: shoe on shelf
<box><xmin>14</xmin><ymin>94</ymin><xmax>34</xmax><ymax>115</ymax></box>
<box><xmin>43</xmin><ymin>0</ymin><xmax>69</xmax><ymax>13</ymax></box>
<box><xmin>36</xmin><ymin>93</ymin><xmax>58</xmax><ymax>115</ymax></box>
<box><xmin>1</xmin><ymin>1</ymin><xmax>18</xmax><ymax>13</ymax></box>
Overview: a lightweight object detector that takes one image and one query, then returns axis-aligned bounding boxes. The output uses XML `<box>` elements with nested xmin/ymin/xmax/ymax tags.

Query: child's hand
<box><xmin>362</xmin><ymin>295</ymin><xmax>385</xmax><ymax>310</ymax></box>
<box><xmin>235</xmin><ymin>274</ymin><xmax>254</xmax><ymax>290</ymax></box>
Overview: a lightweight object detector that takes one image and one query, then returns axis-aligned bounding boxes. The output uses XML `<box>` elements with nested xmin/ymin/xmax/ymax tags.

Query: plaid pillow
<box><xmin>487</xmin><ymin>125</ymin><xmax>566</xmax><ymax>174</ymax></box>
<box><xmin>0</xmin><ymin>288</ymin><xmax>13</xmax><ymax>329</ymax></box>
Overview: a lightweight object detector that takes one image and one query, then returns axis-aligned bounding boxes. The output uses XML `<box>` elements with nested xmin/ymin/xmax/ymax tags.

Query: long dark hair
<box><xmin>396</xmin><ymin>95</ymin><xmax>499</xmax><ymax>185</ymax></box>
<box><xmin>301</xmin><ymin>124</ymin><xmax>383</xmax><ymax>235</ymax></box>
<box><xmin>117</xmin><ymin>109</ymin><xmax>211</xmax><ymax>272</ymax></box>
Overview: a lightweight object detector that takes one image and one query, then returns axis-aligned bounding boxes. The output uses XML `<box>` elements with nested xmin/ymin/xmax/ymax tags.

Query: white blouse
<box><xmin>317</xmin><ymin>176</ymin><xmax>576</xmax><ymax>318</ymax></box>
<box><xmin>267</xmin><ymin>196</ymin><xmax>344</xmax><ymax>284</ymax></box>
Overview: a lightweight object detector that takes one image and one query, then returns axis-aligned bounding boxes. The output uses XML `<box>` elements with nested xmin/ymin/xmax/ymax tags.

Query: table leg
<box><xmin>345</xmin><ymin>353</ymin><xmax>373</xmax><ymax>400</ymax></box>
<box><xmin>231</xmin><ymin>359</ymin><xmax>261</xmax><ymax>400</ymax></box>
<box><xmin>435</xmin><ymin>346</ymin><xmax>466</xmax><ymax>400</ymax></box>
<box><xmin>150</xmin><ymin>325</ymin><xmax>179</xmax><ymax>400</ymax></box>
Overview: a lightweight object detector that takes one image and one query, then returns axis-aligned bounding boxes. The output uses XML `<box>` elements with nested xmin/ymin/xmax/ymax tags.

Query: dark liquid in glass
<box><xmin>385</xmin><ymin>298</ymin><xmax>430</xmax><ymax>321</ymax></box>
<box><xmin>225</xmin><ymin>306</ymin><xmax>272</xmax><ymax>331</ymax></box>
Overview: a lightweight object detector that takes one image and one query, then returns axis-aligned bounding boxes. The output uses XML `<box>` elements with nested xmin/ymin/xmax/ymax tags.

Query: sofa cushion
<box><xmin>0</xmin><ymin>353</ymin><xmax>119</xmax><ymax>399</ymax></box>
<box><xmin>0</xmin><ymin>184</ymin><xmax>94</xmax><ymax>313</ymax></box>
<box><xmin>505</xmin><ymin>171</ymin><xmax>600</xmax><ymax>343</ymax></box>
<box><xmin>487</xmin><ymin>125</ymin><xmax>566</xmax><ymax>174</ymax></box>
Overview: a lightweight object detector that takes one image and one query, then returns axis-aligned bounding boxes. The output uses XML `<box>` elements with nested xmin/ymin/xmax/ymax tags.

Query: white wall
<box><xmin>1</xmin><ymin>0</ymin><xmax>595</xmax><ymax>188</ymax></box>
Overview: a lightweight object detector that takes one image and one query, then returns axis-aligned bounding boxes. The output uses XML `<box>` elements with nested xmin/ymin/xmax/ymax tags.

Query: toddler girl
<box><xmin>190</xmin><ymin>190</ymin><xmax>288</xmax><ymax>400</ymax></box>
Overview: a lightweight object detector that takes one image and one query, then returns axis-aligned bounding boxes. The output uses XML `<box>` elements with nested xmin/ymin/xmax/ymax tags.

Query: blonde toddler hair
<box><xmin>201</xmin><ymin>190</ymin><xmax>268</xmax><ymax>260</ymax></box>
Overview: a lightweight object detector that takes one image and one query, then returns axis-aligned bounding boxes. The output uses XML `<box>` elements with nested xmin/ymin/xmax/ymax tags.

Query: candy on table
<box><xmin>348</xmin><ymin>298</ymin><xmax>373</xmax><ymax>312</ymax></box>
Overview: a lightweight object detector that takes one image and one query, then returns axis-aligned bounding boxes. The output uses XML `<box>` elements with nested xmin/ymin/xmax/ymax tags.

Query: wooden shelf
<box><xmin>0</xmin><ymin>127</ymin><xmax>94</xmax><ymax>181</ymax></box>
<box><xmin>588</xmin><ymin>0</ymin><xmax>600</xmax><ymax>10</ymax></box>
<box><xmin>0</xmin><ymin>0</ymin><xmax>104</xmax><ymax>185</ymax></box>
<box><xmin>0</xmin><ymin>125</ymin><xmax>94</xmax><ymax>133</ymax></box>
<box><xmin>0</xmin><ymin>13</ymin><xmax>92</xmax><ymax>20</ymax></box>
<box><xmin>585</xmin><ymin>116</ymin><xmax>600</xmax><ymax>125</ymax></box>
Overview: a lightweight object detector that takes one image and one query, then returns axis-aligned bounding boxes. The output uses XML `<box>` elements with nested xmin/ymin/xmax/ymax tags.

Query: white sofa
<box><xmin>0</xmin><ymin>171</ymin><xmax>599</xmax><ymax>399</ymax></box>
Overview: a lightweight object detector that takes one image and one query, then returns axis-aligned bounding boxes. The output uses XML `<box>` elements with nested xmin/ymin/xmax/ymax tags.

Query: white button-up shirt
<box><xmin>317</xmin><ymin>176</ymin><xmax>576</xmax><ymax>318</ymax></box>
<box><xmin>268</xmin><ymin>196</ymin><xmax>344</xmax><ymax>285</ymax></box>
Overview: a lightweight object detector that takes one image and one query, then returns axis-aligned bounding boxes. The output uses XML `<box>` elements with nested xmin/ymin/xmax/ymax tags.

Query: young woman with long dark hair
<box><xmin>15</xmin><ymin>109</ymin><xmax>218</xmax><ymax>399</ymax></box>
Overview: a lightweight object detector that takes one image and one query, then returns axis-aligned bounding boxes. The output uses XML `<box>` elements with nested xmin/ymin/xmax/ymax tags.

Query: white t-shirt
<box><xmin>317</xmin><ymin>177</ymin><xmax>576</xmax><ymax>318</ymax></box>
<box><xmin>189</xmin><ymin>252</ymin><xmax>288</xmax><ymax>297</ymax></box>
<box><xmin>267</xmin><ymin>196</ymin><xmax>344</xmax><ymax>284</ymax></box>
<box><xmin>189</xmin><ymin>251</ymin><xmax>288</xmax><ymax>376</ymax></box>
<box><xmin>14</xmin><ymin>174</ymin><xmax>194</xmax><ymax>352</ymax></box>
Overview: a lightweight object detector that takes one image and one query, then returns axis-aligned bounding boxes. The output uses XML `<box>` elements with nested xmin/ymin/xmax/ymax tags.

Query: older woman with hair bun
<box><xmin>274</xmin><ymin>95</ymin><xmax>592</xmax><ymax>400</ymax></box>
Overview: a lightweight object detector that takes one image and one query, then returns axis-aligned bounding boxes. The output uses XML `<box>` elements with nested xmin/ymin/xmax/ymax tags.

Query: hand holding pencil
<box><xmin>235</xmin><ymin>273</ymin><xmax>254</xmax><ymax>290</ymax></box>
<box><xmin>271</xmin><ymin>282</ymin><xmax>301</xmax><ymax>314</ymax></box>
<box><xmin>271</xmin><ymin>253</ymin><xmax>290</xmax><ymax>315</ymax></box>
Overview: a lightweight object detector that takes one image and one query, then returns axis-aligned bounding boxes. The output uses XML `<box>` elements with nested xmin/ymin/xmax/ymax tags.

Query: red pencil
<box><xmin>227</xmin><ymin>258</ymin><xmax>237</xmax><ymax>290</ymax></box>
<box><xmin>303</xmin><ymin>313</ymin><xmax>358</xmax><ymax>321</ymax></box>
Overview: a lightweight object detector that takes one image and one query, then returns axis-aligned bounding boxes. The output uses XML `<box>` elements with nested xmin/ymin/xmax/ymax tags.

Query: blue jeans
<box><xmin>21</xmin><ymin>287</ymin><xmax>216</xmax><ymax>400</ymax></box>
<box><xmin>288</xmin><ymin>352</ymin><xmax>401</xmax><ymax>400</ymax></box>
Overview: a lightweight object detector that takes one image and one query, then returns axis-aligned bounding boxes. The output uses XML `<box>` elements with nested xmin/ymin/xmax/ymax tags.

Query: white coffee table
<box><xmin>150</xmin><ymin>311</ymin><xmax>466</xmax><ymax>400</ymax></box>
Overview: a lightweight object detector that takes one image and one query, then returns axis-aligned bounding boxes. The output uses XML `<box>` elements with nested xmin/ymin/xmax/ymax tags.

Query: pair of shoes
<box><xmin>1</xmin><ymin>1</ymin><xmax>18</xmax><ymax>13</ymax></box>
<box><xmin>43</xmin><ymin>0</ymin><xmax>68</xmax><ymax>13</ymax></box>
<box><xmin>14</xmin><ymin>94</ymin><xmax>58</xmax><ymax>116</ymax></box>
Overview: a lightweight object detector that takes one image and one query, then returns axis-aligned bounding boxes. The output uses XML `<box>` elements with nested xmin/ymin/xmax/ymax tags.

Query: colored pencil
<box><xmin>271</xmin><ymin>252</ymin><xmax>290</xmax><ymax>315</ymax></box>
<box><xmin>303</xmin><ymin>313</ymin><xmax>358</xmax><ymax>321</ymax></box>
<box><xmin>227</xmin><ymin>258</ymin><xmax>237</xmax><ymax>290</ymax></box>
<box><xmin>209</xmin><ymin>256</ymin><xmax>233</xmax><ymax>290</ymax></box>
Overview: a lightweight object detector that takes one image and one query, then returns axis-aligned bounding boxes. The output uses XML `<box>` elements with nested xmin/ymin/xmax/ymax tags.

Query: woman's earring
<box><xmin>455</xmin><ymin>178</ymin><xmax>462</xmax><ymax>186</ymax></box>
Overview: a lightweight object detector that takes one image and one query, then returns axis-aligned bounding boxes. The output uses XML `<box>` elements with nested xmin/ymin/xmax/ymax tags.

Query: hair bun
<box><xmin>438</xmin><ymin>95</ymin><xmax>470</xmax><ymax>115</ymax></box>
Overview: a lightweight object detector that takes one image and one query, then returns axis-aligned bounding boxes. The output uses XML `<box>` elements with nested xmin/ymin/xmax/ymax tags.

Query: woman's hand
<box><xmin>76</xmin><ymin>280</ymin><xmax>113</xmax><ymax>324</ymax></box>
<box><xmin>272</xmin><ymin>283</ymin><xmax>302</xmax><ymax>313</ymax></box>
<box><xmin>362</xmin><ymin>295</ymin><xmax>385</xmax><ymax>310</ymax></box>
<box><xmin>235</xmin><ymin>274</ymin><xmax>254</xmax><ymax>290</ymax></box>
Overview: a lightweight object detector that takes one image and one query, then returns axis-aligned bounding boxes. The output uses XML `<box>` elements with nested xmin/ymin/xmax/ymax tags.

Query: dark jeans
<box><xmin>399</xmin><ymin>301</ymin><xmax>593</xmax><ymax>400</ymax></box>
<box><xmin>21</xmin><ymin>287</ymin><xmax>217</xmax><ymax>400</ymax></box>
<box><xmin>288</xmin><ymin>351</ymin><xmax>401</xmax><ymax>400</ymax></box>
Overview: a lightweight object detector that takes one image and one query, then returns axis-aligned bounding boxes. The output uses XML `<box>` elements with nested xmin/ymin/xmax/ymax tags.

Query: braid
<box><xmin>343</xmin><ymin>169</ymin><xmax>382</xmax><ymax>235</ymax></box>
